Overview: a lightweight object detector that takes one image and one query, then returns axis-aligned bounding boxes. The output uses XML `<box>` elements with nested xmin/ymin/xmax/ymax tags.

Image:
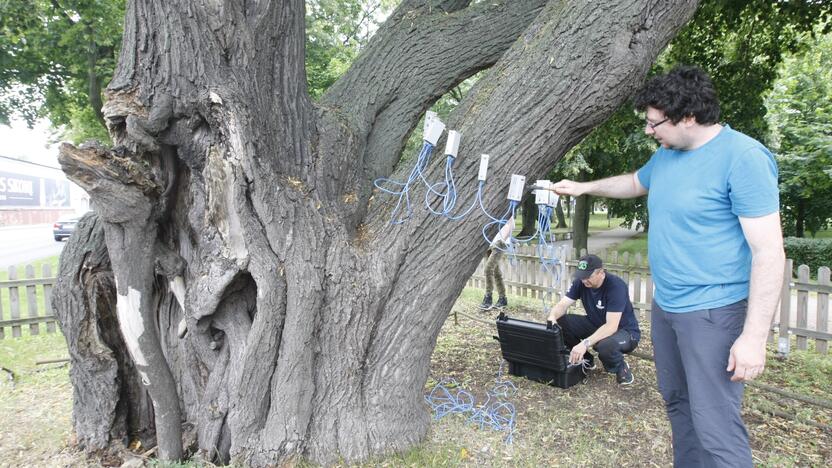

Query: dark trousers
<box><xmin>557</xmin><ymin>314</ymin><xmax>637</xmax><ymax>373</ymax></box>
<box><xmin>651</xmin><ymin>299</ymin><xmax>752</xmax><ymax>468</ymax></box>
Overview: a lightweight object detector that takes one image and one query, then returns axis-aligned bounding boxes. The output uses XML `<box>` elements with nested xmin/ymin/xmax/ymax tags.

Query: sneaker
<box><xmin>616</xmin><ymin>361</ymin><xmax>634</xmax><ymax>385</ymax></box>
<box><xmin>479</xmin><ymin>294</ymin><xmax>493</xmax><ymax>310</ymax></box>
<box><xmin>494</xmin><ymin>296</ymin><xmax>508</xmax><ymax>310</ymax></box>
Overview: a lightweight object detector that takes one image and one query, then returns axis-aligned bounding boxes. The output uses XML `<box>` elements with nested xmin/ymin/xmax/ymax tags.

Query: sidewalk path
<box><xmin>552</xmin><ymin>226</ymin><xmax>642</xmax><ymax>256</ymax></box>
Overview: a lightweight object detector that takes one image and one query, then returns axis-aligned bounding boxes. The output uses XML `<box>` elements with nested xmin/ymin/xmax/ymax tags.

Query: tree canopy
<box><xmin>767</xmin><ymin>28</ymin><xmax>832</xmax><ymax>237</ymax></box>
<box><xmin>0</xmin><ymin>0</ymin><xmax>124</xmax><ymax>141</ymax></box>
<box><xmin>0</xmin><ymin>0</ymin><xmax>393</xmax><ymax>141</ymax></box>
<box><xmin>556</xmin><ymin>0</ymin><xmax>832</xmax><ymax>240</ymax></box>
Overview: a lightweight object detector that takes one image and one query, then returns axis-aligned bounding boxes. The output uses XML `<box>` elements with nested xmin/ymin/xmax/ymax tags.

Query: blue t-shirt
<box><xmin>637</xmin><ymin>125</ymin><xmax>779</xmax><ymax>312</ymax></box>
<box><xmin>566</xmin><ymin>274</ymin><xmax>641</xmax><ymax>341</ymax></box>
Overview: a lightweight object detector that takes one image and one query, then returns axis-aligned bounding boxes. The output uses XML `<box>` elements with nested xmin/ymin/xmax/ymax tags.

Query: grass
<box><xmin>514</xmin><ymin>213</ymin><xmax>627</xmax><ymax>244</ymax></box>
<box><xmin>608</xmin><ymin>232</ymin><xmax>648</xmax><ymax>257</ymax></box>
<box><xmin>607</xmin><ymin>228</ymin><xmax>832</xmax><ymax>260</ymax></box>
<box><xmin>1</xmin><ymin>287</ymin><xmax>831</xmax><ymax>466</ymax></box>
<box><xmin>0</xmin><ymin>255</ymin><xmax>61</xmax><ymax>339</ymax></box>
<box><xmin>549</xmin><ymin>212</ymin><xmax>626</xmax><ymax>234</ymax></box>
<box><xmin>0</xmin><ymin>332</ymin><xmax>76</xmax><ymax>466</ymax></box>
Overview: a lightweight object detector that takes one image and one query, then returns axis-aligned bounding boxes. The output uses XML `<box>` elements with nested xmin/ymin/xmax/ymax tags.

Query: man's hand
<box><xmin>727</xmin><ymin>333</ymin><xmax>767</xmax><ymax>382</ymax></box>
<box><xmin>552</xmin><ymin>179</ymin><xmax>586</xmax><ymax>197</ymax></box>
<box><xmin>569</xmin><ymin>342</ymin><xmax>587</xmax><ymax>365</ymax></box>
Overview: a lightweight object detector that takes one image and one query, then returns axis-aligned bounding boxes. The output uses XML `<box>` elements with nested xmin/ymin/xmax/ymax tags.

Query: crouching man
<box><xmin>547</xmin><ymin>254</ymin><xmax>641</xmax><ymax>385</ymax></box>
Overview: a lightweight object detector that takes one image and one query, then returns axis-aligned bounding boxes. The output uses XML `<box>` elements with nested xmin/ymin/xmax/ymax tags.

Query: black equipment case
<box><xmin>494</xmin><ymin>312</ymin><xmax>585</xmax><ymax>389</ymax></box>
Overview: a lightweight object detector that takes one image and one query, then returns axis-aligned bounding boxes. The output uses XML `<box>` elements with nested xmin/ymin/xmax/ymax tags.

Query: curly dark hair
<box><xmin>634</xmin><ymin>66</ymin><xmax>720</xmax><ymax>125</ymax></box>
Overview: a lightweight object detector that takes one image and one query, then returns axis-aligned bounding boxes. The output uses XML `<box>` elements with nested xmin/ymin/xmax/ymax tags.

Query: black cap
<box><xmin>573</xmin><ymin>254</ymin><xmax>603</xmax><ymax>280</ymax></box>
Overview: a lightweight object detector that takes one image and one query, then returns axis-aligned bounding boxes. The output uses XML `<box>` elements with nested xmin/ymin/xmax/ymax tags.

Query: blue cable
<box><xmin>373</xmin><ymin>142</ymin><xmax>436</xmax><ymax>224</ymax></box>
<box><xmin>424</xmin><ymin>156</ymin><xmax>480</xmax><ymax>220</ymax></box>
<box><xmin>425</xmin><ymin>362</ymin><xmax>518</xmax><ymax>444</ymax></box>
<box><xmin>481</xmin><ymin>201</ymin><xmax>518</xmax><ymax>247</ymax></box>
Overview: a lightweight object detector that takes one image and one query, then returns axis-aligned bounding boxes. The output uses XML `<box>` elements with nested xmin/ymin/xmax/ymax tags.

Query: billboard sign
<box><xmin>0</xmin><ymin>171</ymin><xmax>41</xmax><ymax>206</ymax></box>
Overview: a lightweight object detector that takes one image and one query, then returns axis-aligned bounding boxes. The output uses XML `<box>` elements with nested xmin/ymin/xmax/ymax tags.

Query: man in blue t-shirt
<box><xmin>547</xmin><ymin>254</ymin><xmax>641</xmax><ymax>385</ymax></box>
<box><xmin>550</xmin><ymin>66</ymin><xmax>785</xmax><ymax>467</ymax></box>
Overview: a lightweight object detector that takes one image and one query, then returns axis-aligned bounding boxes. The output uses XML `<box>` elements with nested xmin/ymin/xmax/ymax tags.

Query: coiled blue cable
<box><xmin>425</xmin><ymin>362</ymin><xmax>518</xmax><ymax>444</ymax></box>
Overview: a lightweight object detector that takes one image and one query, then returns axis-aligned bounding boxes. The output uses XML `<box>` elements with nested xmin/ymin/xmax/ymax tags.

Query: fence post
<box><xmin>634</xmin><ymin>253</ymin><xmax>643</xmax><ymax>321</ymax></box>
<box><xmin>9</xmin><ymin>266</ymin><xmax>21</xmax><ymax>338</ymax></box>
<box><xmin>43</xmin><ymin>264</ymin><xmax>56</xmax><ymax>334</ymax></box>
<box><xmin>561</xmin><ymin>248</ymin><xmax>571</xmax><ymax>298</ymax></box>
<box><xmin>25</xmin><ymin>264</ymin><xmax>39</xmax><ymax>335</ymax></box>
<box><xmin>621</xmin><ymin>251</ymin><xmax>630</xmax><ymax>285</ymax></box>
<box><xmin>817</xmin><ymin>267</ymin><xmax>830</xmax><ymax>355</ymax></box>
<box><xmin>778</xmin><ymin>259</ymin><xmax>793</xmax><ymax>356</ymax></box>
<box><xmin>796</xmin><ymin>265</ymin><xmax>810</xmax><ymax>350</ymax></box>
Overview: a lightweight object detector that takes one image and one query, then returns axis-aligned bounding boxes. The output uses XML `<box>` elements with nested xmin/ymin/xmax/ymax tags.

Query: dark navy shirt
<box><xmin>566</xmin><ymin>273</ymin><xmax>641</xmax><ymax>341</ymax></box>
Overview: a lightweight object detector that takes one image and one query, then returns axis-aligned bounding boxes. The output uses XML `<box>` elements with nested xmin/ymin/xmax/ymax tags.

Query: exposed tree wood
<box><xmin>52</xmin><ymin>0</ymin><xmax>701</xmax><ymax>465</ymax></box>
<box><xmin>52</xmin><ymin>213</ymin><xmax>155</xmax><ymax>453</ymax></box>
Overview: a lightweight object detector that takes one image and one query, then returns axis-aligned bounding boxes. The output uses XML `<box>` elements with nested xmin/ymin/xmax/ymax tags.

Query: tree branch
<box><xmin>49</xmin><ymin>0</ymin><xmax>77</xmax><ymax>27</ymax></box>
<box><xmin>85</xmin><ymin>24</ymin><xmax>106</xmax><ymax>130</ymax></box>
<box><xmin>321</xmin><ymin>0</ymin><xmax>547</xmax><ymax>185</ymax></box>
<box><xmin>359</xmin><ymin>0</ymin><xmax>701</xmax><ymax>406</ymax></box>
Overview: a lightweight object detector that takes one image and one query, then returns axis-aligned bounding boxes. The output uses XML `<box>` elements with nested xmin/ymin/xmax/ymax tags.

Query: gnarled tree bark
<box><xmin>53</xmin><ymin>0</ymin><xmax>700</xmax><ymax>465</ymax></box>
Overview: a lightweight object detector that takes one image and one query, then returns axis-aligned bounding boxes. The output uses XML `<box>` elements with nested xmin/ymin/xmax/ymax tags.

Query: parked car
<box><xmin>53</xmin><ymin>216</ymin><xmax>80</xmax><ymax>241</ymax></box>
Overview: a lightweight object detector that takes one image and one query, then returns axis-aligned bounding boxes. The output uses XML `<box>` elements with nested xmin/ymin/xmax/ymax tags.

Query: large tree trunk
<box><xmin>796</xmin><ymin>198</ymin><xmax>806</xmax><ymax>238</ymax></box>
<box><xmin>53</xmin><ymin>0</ymin><xmax>700</xmax><ymax>465</ymax></box>
<box><xmin>572</xmin><ymin>170</ymin><xmax>592</xmax><ymax>253</ymax></box>
<box><xmin>573</xmin><ymin>197</ymin><xmax>592</xmax><ymax>254</ymax></box>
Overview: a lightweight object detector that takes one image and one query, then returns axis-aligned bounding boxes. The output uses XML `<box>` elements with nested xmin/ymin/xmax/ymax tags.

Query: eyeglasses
<box><xmin>646</xmin><ymin>117</ymin><xmax>670</xmax><ymax>130</ymax></box>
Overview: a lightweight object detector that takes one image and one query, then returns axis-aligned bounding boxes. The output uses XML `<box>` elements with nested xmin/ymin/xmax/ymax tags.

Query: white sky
<box><xmin>0</xmin><ymin>118</ymin><xmax>61</xmax><ymax>168</ymax></box>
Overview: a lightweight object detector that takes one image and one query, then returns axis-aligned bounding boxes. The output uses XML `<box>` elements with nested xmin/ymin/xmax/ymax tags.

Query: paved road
<box><xmin>0</xmin><ymin>224</ymin><xmax>66</xmax><ymax>270</ymax></box>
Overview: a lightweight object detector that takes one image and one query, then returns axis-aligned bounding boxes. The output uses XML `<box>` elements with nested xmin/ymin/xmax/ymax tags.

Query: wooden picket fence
<box><xmin>468</xmin><ymin>245</ymin><xmax>832</xmax><ymax>355</ymax></box>
<box><xmin>1</xmin><ymin>254</ymin><xmax>830</xmax><ymax>355</ymax></box>
<box><xmin>0</xmin><ymin>264</ymin><xmax>57</xmax><ymax>339</ymax></box>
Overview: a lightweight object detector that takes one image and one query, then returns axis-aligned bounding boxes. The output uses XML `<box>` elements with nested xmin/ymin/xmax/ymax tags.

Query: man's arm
<box><xmin>552</xmin><ymin>173</ymin><xmax>647</xmax><ymax>199</ymax></box>
<box><xmin>547</xmin><ymin>296</ymin><xmax>576</xmax><ymax>323</ymax></box>
<box><xmin>728</xmin><ymin>212</ymin><xmax>786</xmax><ymax>382</ymax></box>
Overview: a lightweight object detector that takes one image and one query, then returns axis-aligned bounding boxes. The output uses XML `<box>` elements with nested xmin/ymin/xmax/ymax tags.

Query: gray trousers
<box><xmin>651</xmin><ymin>299</ymin><xmax>752</xmax><ymax>468</ymax></box>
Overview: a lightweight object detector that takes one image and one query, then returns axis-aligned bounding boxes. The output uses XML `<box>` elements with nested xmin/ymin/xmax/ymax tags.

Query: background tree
<box><xmin>558</xmin><ymin>0</ymin><xmax>832</xmax><ymax>250</ymax></box>
<box><xmin>306</xmin><ymin>0</ymin><xmax>395</xmax><ymax>98</ymax></box>
<box><xmin>0</xmin><ymin>0</ymin><xmax>392</xmax><ymax>141</ymax></box>
<box><xmin>767</xmin><ymin>28</ymin><xmax>832</xmax><ymax>237</ymax></box>
<box><xmin>0</xmin><ymin>0</ymin><xmax>125</xmax><ymax>141</ymax></box>
<box><xmin>666</xmin><ymin>0</ymin><xmax>832</xmax><ymax>141</ymax></box>
<box><xmin>555</xmin><ymin>106</ymin><xmax>654</xmax><ymax>252</ymax></box>
<box><xmin>51</xmin><ymin>0</ymin><xmax>701</xmax><ymax>465</ymax></box>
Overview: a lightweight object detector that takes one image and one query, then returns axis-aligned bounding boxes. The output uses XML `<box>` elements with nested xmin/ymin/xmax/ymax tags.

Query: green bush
<box><xmin>784</xmin><ymin>237</ymin><xmax>832</xmax><ymax>276</ymax></box>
